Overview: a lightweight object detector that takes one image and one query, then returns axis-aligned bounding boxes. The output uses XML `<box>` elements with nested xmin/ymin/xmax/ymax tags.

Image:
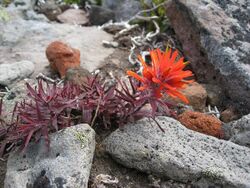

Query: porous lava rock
<box><xmin>104</xmin><ymin>117</ymin><xmax>250</xmax><ymax>188</ymax></box>
<box><xmin>202</xmin><ymin>84</ymin><xmax>224</xmax><ymax>107</ymax></box>
<box><xmin>35</xmin><ymin>0</ymin><xmax>62</xmax><ymax>21</ymax></box>
<box><xmin>222</xmin><ymin>113</ymin><xmax>250</xmax><ymax>148</ymax></box>
<box><xmin>65</xmin><ymin>67</ymin><xmax>91</xmax><ymax>86</ymax></box>
<box><xmin>102</xmin><ymin>0</ymin><xmax>141</xmax><ymax>21</ymax></box>
<box><xmin>165</xmin><ymin>0</ymin><xmax>250</xmax><ymax>114</ymax></box>
<box><xmin>89</xmin><ymin>5</ymin><xmax>115</xmax><ymax>25</ymax></box>
<box><xmin>46</xmin><ymin>41</ymin><xmax>80</xmax><ymax>78</ymax></box>
<box><xmin>165</xmin><ymin>82</ymin><xmax>207</xmax><ymax>112</ymax></box>
<box><xmin>4</xmin><ymin>124</ymin><xmax>95</xmax><ymax>188</ymax></box>
<box><xmin>220</xmin><ymin>107</ymin><xmax>239</xmax><ymax>123</ymax></box>
<box><xmin>180</xmin><ymin>82</ymin><xmax>207</xmax><ymax>112</ymax></box>
<box><xmin>0</xmin><ymin>60</ymin><xmax>34</xmax><ymax>86</ymax></box>
<box><xmin>178</xmin><ymin>111</ymin><xmax>222</xmax><ymax>138</ymax></box>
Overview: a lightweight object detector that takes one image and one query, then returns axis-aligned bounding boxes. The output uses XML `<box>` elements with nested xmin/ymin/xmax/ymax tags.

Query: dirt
<box><xmin>96</xmin><ymin>48</ymin><xmax>134</xmax><ymax>80</ymax></box>
<box><xmin>89</xmin><ymin>146</ymin><xmax>153</xmax><ymax>188</ymax></box>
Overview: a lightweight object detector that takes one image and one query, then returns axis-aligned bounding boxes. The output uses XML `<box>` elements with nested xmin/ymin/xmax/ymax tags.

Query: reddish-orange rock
<box><xmin>165</xmin><ymin>82</ymin><xmax>207</xmax><ymax>112</ymax></box>
<box><xmin>182</xmin><ymin>82</ymin><xmax>207</xmax><ymax>112</ymax></box>
<box><xmin>178</xmin><ymin>111</ymin><xmax>222</xmax><ymax>138</ymax></box>
<box><xmin>46</xmin><ymin>41</ymin><xmax>80</xmax><ymax>78</ymax></box>
<box><xmin>220</xmin><ymin>107</ymin><xmax>239</xmax><ymax>123</ymax></box>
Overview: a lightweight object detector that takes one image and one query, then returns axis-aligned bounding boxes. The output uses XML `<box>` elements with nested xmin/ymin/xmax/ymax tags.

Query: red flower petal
<box><xmin>127</xmin><ymin>71</ymin><xmax>145</xmax><ymax>83</ymax></box>
<box><xmin>127</xmin><ymin>48</ymin><xmax>194</xmax><ymax>103</ymax></box>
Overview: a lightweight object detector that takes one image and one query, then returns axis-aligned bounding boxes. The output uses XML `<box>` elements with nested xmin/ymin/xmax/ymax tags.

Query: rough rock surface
<box><xmin>57</xmin><ymin>9</ymin><xmax>89</xmax><ymax>25</ymax></box>
<box><xmin>165</xmin><ymin>0</ymin><xmax>250</xmax><ymax>114</ymax></box>
<box><xmin>35</xmin><ymin>0</ymin><xmax>62</xmax><ymax>21</ymax></box>
<box><xmin>0</xmin><ymin>60</ymin><xmax>34</xmax><ymax>86</ymax></box>
<box><xmin>165</xmin><ymin>82</ymin><xmax>207</xmax><ymax>112</ymax></box>
<box><xmin>25</xmin><ymin>9</ymin><xmax>49</xmax><ymax>21</ymax></box>
<box><xmin>220</xmin><ymin>107</ymin><xmax>239</xmax><ymax>123</ymax></box>
<box><xmin>178</xmin><ymin>111</ymin><xmax>222</xmax><ymax>138</ymax></box>
<box><xmin>65</xmin><ymin>67</ymin><xmax>91</xmax><ymax>86</ymax></box>
<box><xmin>179</xmin><ymin>82</ymin><xmax>207</xmax><ymax>112</ymax></box>
<box><xmin>223</xmin><ymin>114</ymin><xmax>250</xmax><ymax>148</ymax></box>
<box><xmin>46</xmin><ymin>41</ymin><xmax>80</xmax><ymax>78</ymax></box>
<box><xmin>89</xmin><ymin>5</ymin><xmax>115</xmax><ymax>25</ymax></box>
<box><xmin>0</xmin><ymin>15</ymin><xmax>114</xmax><ymax>75</ymax></box>
<box><xmin>2</xmin><ymin>79</ymin><xmax>36</xmax><ymax>123</ymax></box>
<box><xmin>104</xmin><ymin>116</ymin><xmax>250</xmax><ymax>188</ymax></box>
<box><xmin>202</xmin><ymin>84</ymin><xmax>224</xmax><ymax>107</ymax></box>
<box><xmin>102</xmin><ymin>0</ymin><xmax>141</xmax><ymax>21</ymax></box>
<box><xmin>5</xmin><ymin>2</ymin><xmax>48</xmax><ymax>22</ymax></box>
<box><xmin>5</xmin><ymin>0</ymin><xmax>61</xmax><ymax>21</ymax></box>
<box><xmin>4</xmin><ymin>124</ymin><xmax>95</xmax><ymax>188</ymax></box>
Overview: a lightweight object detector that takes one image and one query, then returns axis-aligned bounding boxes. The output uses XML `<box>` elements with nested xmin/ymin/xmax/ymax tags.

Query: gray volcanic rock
<box><xmin>34</xmin><ymin>0</ymin><xmax>62</xmax><ymax>21</ymax></box>
<box><xmin>165</xmin><ymin>0</ymin><xmax>250</xmax><ymax>114</ymax></box>
<box><xmin>1</xmin><ymin>79</ymin><xmax>36</xmax><ymax>123</ymax></box>
<box><xmin>104</xmin><ymin>116</ymin><xmax>250</xmax><ymax>188</ymax></box>
<box><xmin>89</xmin><ymin>5</ymin><xmax>115</xmax><ymax>25</ymax></box>
<box><xmin>4</xmin><ymin>124</ymin><xmax>95</xmax><ymax>188</ymax></box>
<box><xmin>202</xmin><ymin>84</ymin><xmax>224</xmax><ymax>107</ymax></box>
<box><xmin>223</xmin><ymin>114</ymin><xmax>250</xmax><ymax>148</ymax></box>
<box><xmin>102</xmin><ymin>0</ymin><xmax>141</xmax><ymax>21</ymax></box>
<box><xmin>0</xmin><ymin>60</ymin><xmax>34</xmax><ymax>86</ymax></box>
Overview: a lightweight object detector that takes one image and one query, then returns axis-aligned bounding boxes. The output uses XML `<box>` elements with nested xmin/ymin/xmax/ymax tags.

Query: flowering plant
<box><xmin>0</xmin><ymin>48</ymin><xmax>193</xmax><ymax>155</ymax></box>
<box><xmin>127</xmin><ymin>48</ymin><xmax>193</xmax><ymax>103</ymax></box>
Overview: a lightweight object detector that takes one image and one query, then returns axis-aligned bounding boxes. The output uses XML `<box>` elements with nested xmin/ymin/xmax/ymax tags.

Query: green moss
<box><xmin>0</xmin><ymin>7</ymin><xmax>10</xmax><ymax>22</ymax></box>
<box><xmin>202</xmin><ymin>168</ymin><xmax>223</xmax><ymax>181</ymax></box>
<box><xmin>74</xmin><ymin>130</ymin><xmax>88</xmax><ymax>148</ymax></box>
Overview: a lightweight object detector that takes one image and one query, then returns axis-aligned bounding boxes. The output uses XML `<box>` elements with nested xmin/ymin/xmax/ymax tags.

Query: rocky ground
<box><xmin>0</xmin><ymin>0</ymin><xmax>250</xmax><ymax>188</ymax></box>
<box><xmin>0</xmin><ymin>157</ymin><xmax>7</xmax><ymax>188</ymax></box>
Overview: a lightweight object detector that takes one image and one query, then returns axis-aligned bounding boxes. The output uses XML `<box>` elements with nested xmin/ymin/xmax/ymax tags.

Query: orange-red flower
<box><xmin>127</xmin><ymin>48</ymin><xmax>193</xmax><ymax>103</ymax></box>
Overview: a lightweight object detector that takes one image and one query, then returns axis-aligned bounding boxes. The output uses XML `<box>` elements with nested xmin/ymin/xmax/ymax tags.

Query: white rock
<box><xmin>0</xmin><ymin>60</ymin><xmax>34</xmax><ymax>86</ymax></box>
<box><xmin>4</xmin><ymin>124</ymin><xmax>95</xmax><ymax>188</ymax></box>
<box><xmin>104</xmin><ymin>116</ymin><xmax>250</xmax><ymax>188</ymax></box>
